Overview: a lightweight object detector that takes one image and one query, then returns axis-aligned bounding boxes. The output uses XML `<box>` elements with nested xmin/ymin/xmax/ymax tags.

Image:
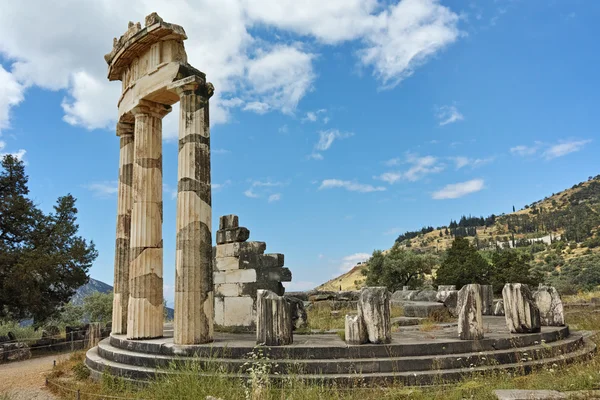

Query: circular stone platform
<box><xmin>86</xmin><ymin>317</ymin><xmax>596</xmax><ymax>386</ymax></box>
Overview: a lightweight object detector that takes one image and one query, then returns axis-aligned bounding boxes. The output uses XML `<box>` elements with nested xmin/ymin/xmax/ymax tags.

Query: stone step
<box><xmin>85</xmin><ymin>335</ymin><xmax>596</xmax><ymax>386</ymax></box>
<box><xmin>108</xmin><ymin>326</ymin><xmax>571</xmax><ymax>359</ymax></box>
<box><xmin>96</xmin><ymin>332</ymin><xmax>587</xmax><ymax>375</ymax></box>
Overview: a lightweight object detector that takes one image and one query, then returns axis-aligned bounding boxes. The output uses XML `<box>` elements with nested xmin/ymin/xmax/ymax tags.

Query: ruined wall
<box><xmin>213</xmin><ymin>215</ymin><xmax>291</xmax><ymax>329</ymax></box>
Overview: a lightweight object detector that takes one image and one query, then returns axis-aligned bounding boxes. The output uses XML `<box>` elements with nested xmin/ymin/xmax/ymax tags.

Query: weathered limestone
<box><xmin>287</xmin><ymin>297</ymin><xmax>308</xmax><ymax>330</ymax></box>
<box><xmin>214</xmin><ymin>215</ymin><xmax>291</xmax><ymax>329</ymax></box>
<box><xmin>127</xmin><ymin>100</ymin><xmax>171</xmax><ymax>340</ymax></box>
<box><xmin>112</xmin><ymin>122</ymin><xmax>134</xmax><ymax>334</ymax></box>
<box><xmin>345</xmin><ymin>314</ymin><xmax>367</xmax><ymax>345</ymax></box>
<box><xmin>457</xmin><ymin>284</ymin><xmax>484</xmax><ymax>340</ymax></box>
<box><xmin>358</xmin><ymin>287</ymin><xmax>391</xmax><ymax>344</ymax></box>
<box><xmin>502</xmin><ymin>283</ymin><xmax>541</xmax><ymax>334</ymax></box>
<box><xmin>87</xmin><ymin>323</ymin><xmax>102</xmax><ymax>348</ymax></box>
<box><xmin>480</xmin><ymin>285</ymin><xmax>494</xmax><ymax>316</ymax></box>
<box><xmin>534</xmin><ymin>286</ymin><xmax>565</xmax><ymax>326</ymax></box>
<box><xmin>107</xmin><ymin>14</ymin><xmax>217</xmax><ymax>342</ymax></box>
<box><xmin>444</xmin><ymin>290</ymin><xmax>459</xmax><ymax>317</ymax></box>
<box><xmin>404</xmin><ymin>302</ymin><xmax>450</xmax><ymax>318</ymax></box>
<box><xmin>256</xmin><ymin>290</ymin><xmax>293</xmax><ymax>346</ymax></box>
<box><xmin>493</xmin><ymin>299</ymin><xmax>505</xmax><ymax>316</ymax></box>
<box><xmin>436</xmin><ymin>285</ymin><xmax>456</xmax><ymax>302</ymax></box>
<box><xmin>169</xmin><ymin>76</ymin><xmax>214</xmax><ymax>345</ymax></box>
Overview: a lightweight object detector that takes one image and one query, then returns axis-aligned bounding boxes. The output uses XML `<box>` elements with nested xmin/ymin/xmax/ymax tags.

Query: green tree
<box><xmin>490</xmin><ymin>250</ymin><xmax>542</xmax><ymax>294</ymax></box>
<box><xmin>362</xmin><ymin>250</ymin><xmax>385</xmax><ymax>286</ymax></box>
<box><xmin>0</xmin><ymin>155</ymin><xmax>97</xmax><ymax>323</ymax></box>
<box><xmin>83</xmin><ymin>292</ymin><xmax>113</xmax><ymax>324</ymax></box>
<box><xmin>435</xmin><ymin>237</ymin><xmax>491</xmax><ymax>288</ymax></box>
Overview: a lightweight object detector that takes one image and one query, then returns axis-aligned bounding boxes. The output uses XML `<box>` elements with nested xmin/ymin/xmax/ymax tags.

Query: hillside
<box><xmin>318</xmin><ymin>174</ymin><xmax>600</xmax><ymax>291</ymax></box>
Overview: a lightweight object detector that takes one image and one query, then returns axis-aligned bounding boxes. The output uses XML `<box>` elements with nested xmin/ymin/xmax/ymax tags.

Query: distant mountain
<box><xmin>72</xmin><ymin>278</ymin><xmax>175</xmax><ymax>319</ymax></box>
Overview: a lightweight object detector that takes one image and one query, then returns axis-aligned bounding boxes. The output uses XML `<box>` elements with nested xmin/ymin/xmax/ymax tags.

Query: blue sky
<box><xmin>0</xmin><ymin>0</ymin><xmax>598</xmax><ymax>304</ymax></box>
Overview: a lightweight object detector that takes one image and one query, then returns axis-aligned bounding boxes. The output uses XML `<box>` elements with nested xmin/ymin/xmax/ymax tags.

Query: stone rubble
<box><xmin>456</xmin><ymin>284</ymin><xmax>484</xmax><ymax>340</ymax></box>
<box><xmin>214</xmin><ymin>215</ymin><xmax>291</xmax><ymax>329</ymax></box>
<box><xmin>493</xmin><ymin>299</ymin><xmax>505</xmax><ymax>316</ymax></box>
<box><xmin>357</xmin><ymin>287</ymin><xmax>391</xmax><ymax>344</ymax></box>
<box><xmin>436</xmin><ymin>285</ymin><xmax>456</xmax><ymax>302</ymax></box>
<box><xmin>534</xmin><ymin>286</ymin><xmax>565</xmax><ymax>326</ymax></box>
<box><xmin>502</xmin><ymin>283</ymin><xmax>541</xmax><ymax>333</ymax></box>
<box><xmin>480</xmin><ymin>285</ymin><xmax>494</xmax><ymax>315</ymax></box>
<box><xmin>256</xmin><ymin>289</ymin><xmax>293</xmax><ymax>346</ymax></box>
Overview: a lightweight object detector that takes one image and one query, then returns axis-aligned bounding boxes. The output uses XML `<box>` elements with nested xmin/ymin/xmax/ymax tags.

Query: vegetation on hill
<box><xmin>319</xmin><ymin>174</ymin><xmax>600</xmax><ymax>292</ymax></box>
<box><xmin>0</xmin><ymin>155</ymin><xmax>98</xmax><ymax>324</ymax></box>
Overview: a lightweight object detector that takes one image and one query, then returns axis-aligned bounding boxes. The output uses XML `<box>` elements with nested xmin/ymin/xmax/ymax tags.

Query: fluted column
<box><xmin>127</xmin><ymin>100</ymin><xmax>172</xmax><ymax>340</ymax></box>
<box><xmin>111</xmin><ymin>121</ymin><xmax>134</xmax><ymax>334</ymax></box>
<box><xmin>169</xmin><ymin>76</ymin><xmax>215</xmax><ymax>344</ymax></box>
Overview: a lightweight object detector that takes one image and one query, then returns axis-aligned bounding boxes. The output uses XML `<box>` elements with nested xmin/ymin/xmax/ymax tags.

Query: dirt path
<box><xmin>0</xmin><ymin>354</ymin><xmax>61</xmax><ymax>399</ymax></box>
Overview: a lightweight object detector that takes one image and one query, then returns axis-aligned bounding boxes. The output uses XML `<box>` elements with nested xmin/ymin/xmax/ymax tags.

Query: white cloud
<box><xmin>0</xmin><ymin>66</ymin><xmax>25</xmax><ymax>133</ymax></box>
<box><xmin>451</xmin><ymin>156</ymin><xmax>494</xmax><ymax>169</ymax></box>
<box><xmin>376</xmin><ymin>154</ymin><xmax>445</xmax><ymax>184</ymax></box>
<box><xmin>315</xmin><ymin>129</ymin><xmax>353</xmax><ymax>151</ymax></box>
<box><xmin>244</xmin><ymin>189</ymin><xmax>260</xmax><ymax>198</ymax></box>
<box><xmin>339</xmin><ymin>252</ymin><xmax>371</xmax><ymax>273</ymax></box>
<box><xmin>304</xmin><ymin>111</ymin><xmax>317</xmax><ymax>122</ymax></box>
<box><xmin>307</xmin><ymin>152</ymin><xmax>324</xmax><ymax>160</ymax></box>
<box><xmin>432</xmin><ymin>178</ymin><xmax>484</xmax><ymax>200</ymax></box>
<box><xmin>384</xmin><ymin>157</ymin><xmax>401</xmax><ymax>167</ymax></box>
<box><xmin>319</xmin><ymin>179</ymin><xmax>386</xmax><ymax>193</ymax></box>
<box><xmin>0</xmin><ymin>146</ymin><xmax>27</xmax><ymax>163</ymax></box>
<box><xmin>510</xmin><ymin>143</ymin><xmax>540</xmax><ymax>156</ymax></box>
<box><xmin>268</xmin><ymin>193</ymin><xmax>281</xmax><ymax>202</ymax></box>
<box><xmin>302</xmin><ymin>108</ymin><xmax>327</xmax><ymax>123</ymax></box>
<box><xmin>84</xmin><ymin>181</ymin><xmax>118</xmax><ymax>197</ymax></box>
<box><xmin>543</xmin><ymin>139</ymin><xmax>592</xmax><ymax>160</ymax></box>
<box><xmin>436</xmin><ymin>105</ymin><xmax>464</xmax><ymax>126</ymax></box>
<box><xmin>243</xmin><ymin>101</ymin><xmax>271</xmax><ymax>114</ymax></box>
<box><xmin>212</xmin><ymin>179</ymin><xmax>232</xmax><ymax>191</ymax></box>
<box><xmin>359</xmin><ymin>0</ymin><xmax>461</xmax><ymax>89</ymax></box>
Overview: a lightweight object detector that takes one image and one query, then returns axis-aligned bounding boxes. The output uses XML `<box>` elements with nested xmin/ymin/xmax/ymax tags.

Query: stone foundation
<box><xmin>213</xmin><ymin>215</ymin><xmax>291</xmax><ymax>329</ymax></box>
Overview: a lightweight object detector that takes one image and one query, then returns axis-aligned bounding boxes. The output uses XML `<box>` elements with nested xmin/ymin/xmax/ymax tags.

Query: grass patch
<box><xmin>0</xmin><ymin>321</ymin><xmax>42</xmax><ymax>342</ymax></box>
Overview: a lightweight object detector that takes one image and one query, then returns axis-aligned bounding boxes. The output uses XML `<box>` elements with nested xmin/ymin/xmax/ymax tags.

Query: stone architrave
<box><xmin>345</xmin><ymin>314</ymin><xmax>367</xmax><ymax>345</ymax></box>
<box><xmin>111</xmin><ymin>122</ymin><xmax>134</xmax><ymax>334</ymax></box>
<box><xmin>358</xmin><ymin>287</ymin><xmax>391</xmax><ymax>344</ymax></box>
<box><xmin>502</xmin><ymin>283</ymin><xmax>541</xmax><ymax>334</ymax></box>
<box><xmin>127</xmin><ymin>100</ymin><xmax>171</xmax><ymax>340</ymax></box>
<box><xmin>256</xmin><ymin>290</ymin><xmax>293</xmax><ymax>346</ymax></box>
<box><xmin>534</xmin><ymin>286</ymin><xmax>565</xmax><ymax>326</ymax></box>
<box><xmin>480</xmin><ymin>285</ymin><xmax>494</xmax><ymax>316</ymax></box>
<box><xmin>169</xmin><ymin>76</ymin><xmax>214</xmax><ymax>345</ymax></box>
<box><xmin>436</xmin><ymin>285</ymin><xmax>456</xmax><ymax>302</ymax></box>
<box><xmin>457</xmin><ymin>284</ymin><xmax>484</xmax><ymax>340</ymax></box>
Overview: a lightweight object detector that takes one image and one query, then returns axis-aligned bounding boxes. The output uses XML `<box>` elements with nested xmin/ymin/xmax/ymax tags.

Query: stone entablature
<box><xmin>214</xmin><ymin>215</ymin><xmax>292</xmax><ymax>329</ymax></box>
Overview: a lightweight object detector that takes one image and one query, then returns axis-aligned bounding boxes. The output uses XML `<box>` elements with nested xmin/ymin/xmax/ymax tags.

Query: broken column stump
<box><xmin>358</xmin><ymin>287</ymin><xmax>391</xmax><ymax>344</ymax></box>
<box><xmin>87</xmin><ymin>322</ymin><xmax>102</xmax><ymax>348</ymax></box>
<box><xmin>502</xmin><ymin>283</ymin><xmax>541</xmax><ymax>333</ymax></box>
<box><xmin>534</xmin><ymin>286</ymin><xmax>565</xmax><ymax>326</ymax></box>
<box><xmin>256</xmin><ymin>290</ymin><xmax>293</xmax><ymax>346</ymax></box>
<box><xmin>480</xmin><ymin>284</ymin><xmax>494</xmax><ymax>316</ymax></box>
<box><xmin>457</xmin><ymin>284</ymin><xmax>484</xmax><ymax>340</ymax></box>
<box><xmin>345</xmin><ymin>314</ymin><xmax>367</xmax><ymax>345</ymax></box>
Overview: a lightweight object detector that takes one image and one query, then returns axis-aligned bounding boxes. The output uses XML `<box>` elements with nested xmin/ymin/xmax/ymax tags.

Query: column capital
<box><xmin>168</xmin><ymin>75</ymin><xmax>214</xmax><ymax>99</ymax></box>
<box><xmin>116</xmin><ymin>121</ymin><xmax>134</xmax><ymax>137</ymax></box>
<box><xmin>131</xmin><ymin>99</ymin><xmax>172</xmax><ymax>119</ymax></box>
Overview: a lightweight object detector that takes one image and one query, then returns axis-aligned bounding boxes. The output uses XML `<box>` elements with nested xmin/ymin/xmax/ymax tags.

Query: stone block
<box><xmin>216</xmin><ymin>227</ymin><xmax>250</xmax><ymax>245</ymax></box>
<box><xmin>444</xmin><ymin>290</ymin><xmax>459</xmax><ymax>317</ymax></box>
<box><xmin>256</xmin><ymin>267</ymin><xmax>292</xmax><ymax>283</ymax></box>
<box><xmin>215</xmin><ymin>241</ymin><xmax>266</xmax><ymax>258</ymax></box>
<box><xmin>239</xmin><ymin>252</ymin><xmax>284</xmax><ymax>269</ymax></box>
<box><xmin>457</xmin><ymin>284</ymin><xmax>484</xmax><ymax>340</ymax></box>
<box><xmin>404</xmin><ymin>302</ymin><xmax>449</xmax><ymax>318</ymax></box>
<box><xmin>215</xmin><ymin>283</ymin><xmax>242</xmax><ymax>297</ymax></box>
<box><xmin>413</xmin><ymin>289</ymin><xmax>438</xmax><ymax>302</ymax></box>
<box><xmin>345</xmin><ymin>314</ymin><xmax>367</xmax><ymax>345</ymax></box>
<box><xmin>287</xmin><ymin>296</ymin><xmax>308</xmax><ymax>330</ymax></box>
<box><xmin>436</xmin><ymin>285</ymin><xmax>456</xmax><ymax>302</ymax></box>
<box><xmin>358</xmin><ymin>287</ymin><xmax>391</xmax><ymax>344</ymax></box>
<box><xmin>256</xmin><ymin>290</ymin><xmax>293</xmax><ymax>346</ymax></box>
<box><xmin>480</xmin><ymin>285</ymin><xmax>494</xmax><ymax>315</ymax></box>
<box><xmin>534</xmin><ymin>286</ymin><xmax>565</xmax><ymax>326</ymax></box>
<box><xmin>214</xmin><ymin>256</ymin><xmax>241</xmax><ymax>271</ymax></box>
<box><xmin>224</xmin><ymin>269</ymin><xmax>257</xmax><ymax>284</ymax></box>
<box><xmin>502</xmin><ymin>283</ymin><xmax>541</xmax><ymax>334</ymax></box>
<box><xmin>493</xmin><ymin>299</ymin><xmax>505</xmax><ymax>316</ymax></box>
<box><xmin>224</xmin><ymin>296</ymin><xmax>254</xmax><ymax>327</ymax></box>
<box><xmin>214</xmin><ymin>297</ymin><xmax>225</xmax><ymax>325</ymax></box>
<box><xmin>219</xmin><ymin>214</ymin><xmax>239</xmax><ymax>230</ymax></box>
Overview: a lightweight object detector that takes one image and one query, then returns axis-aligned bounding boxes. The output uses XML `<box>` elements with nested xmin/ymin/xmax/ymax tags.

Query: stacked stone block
<box><xmin>214</xmin><ymin>215</ymin><xmax>291</xmax><ymax>328</ymax></box>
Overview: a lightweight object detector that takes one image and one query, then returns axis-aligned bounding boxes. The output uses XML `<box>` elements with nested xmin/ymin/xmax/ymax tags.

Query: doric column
<box><xmin>168</xmin><ymin>76</ymin><xmax>214</xmax><ymax>344</ymax></box>
<box><xmin>127</xmin><ymin>100</ymin><xmax>172</xmax><ymax>340</ymax></box>
<box><xmin>111</xmin><ymin>121</ymin><xmax>134</xmax><ymax>334</ymax></box>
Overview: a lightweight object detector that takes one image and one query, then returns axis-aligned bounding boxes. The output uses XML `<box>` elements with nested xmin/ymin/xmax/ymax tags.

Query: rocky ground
<box><xmin>0</xmin><ymin>354</ymin><xmax>58</xmax><ymax>400</ymax></box>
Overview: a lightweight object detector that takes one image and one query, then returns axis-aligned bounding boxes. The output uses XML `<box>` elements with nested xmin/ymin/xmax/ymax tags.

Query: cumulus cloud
<box><xmin>436</xmin><ymin>104</ymin><xmax>464</xmax><ymax>126</ymax></box>
<box><xmin>0</xmin><ymin>141</ymin><xmax>27</xmax><ymax>163</ymax></box>
<box><xmin>319</xmin><ymin>179</ymin><xmax>386</xmax><ymax>193</ymax></box>
<box><xmin>432</xmin><ymin>178</ymin><xmax>484</xmax><ymax>200</ymax></box>
<box><xmin>0</xmin><ymin>0</ymin><xmax>463</xmax><ymax>132</ymax></box>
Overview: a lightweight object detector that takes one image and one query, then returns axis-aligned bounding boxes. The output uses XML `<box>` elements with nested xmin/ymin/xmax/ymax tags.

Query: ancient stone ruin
<box><xmin>107</xmin><ymin>13</ymin><xmax>215</xmax><ymax>344</ymax></box>
<box><xmin>502</xmin><ymin>283</ymin><xmax>541</xmax><ymax>333</ymax></box>
<box><xmin>456</xmin><ymin>284</ymin><xmax>484</xmax><ymax>340</ymax></box>
<box><xmin>534</xmin><ymin>285</ymin><xmax>565</xmax><ymax>326</ymax></box>
<box><xmin>214</xmin><ymin>215</ymin><xmax>291</xmax><ymax>329</ymax></box>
